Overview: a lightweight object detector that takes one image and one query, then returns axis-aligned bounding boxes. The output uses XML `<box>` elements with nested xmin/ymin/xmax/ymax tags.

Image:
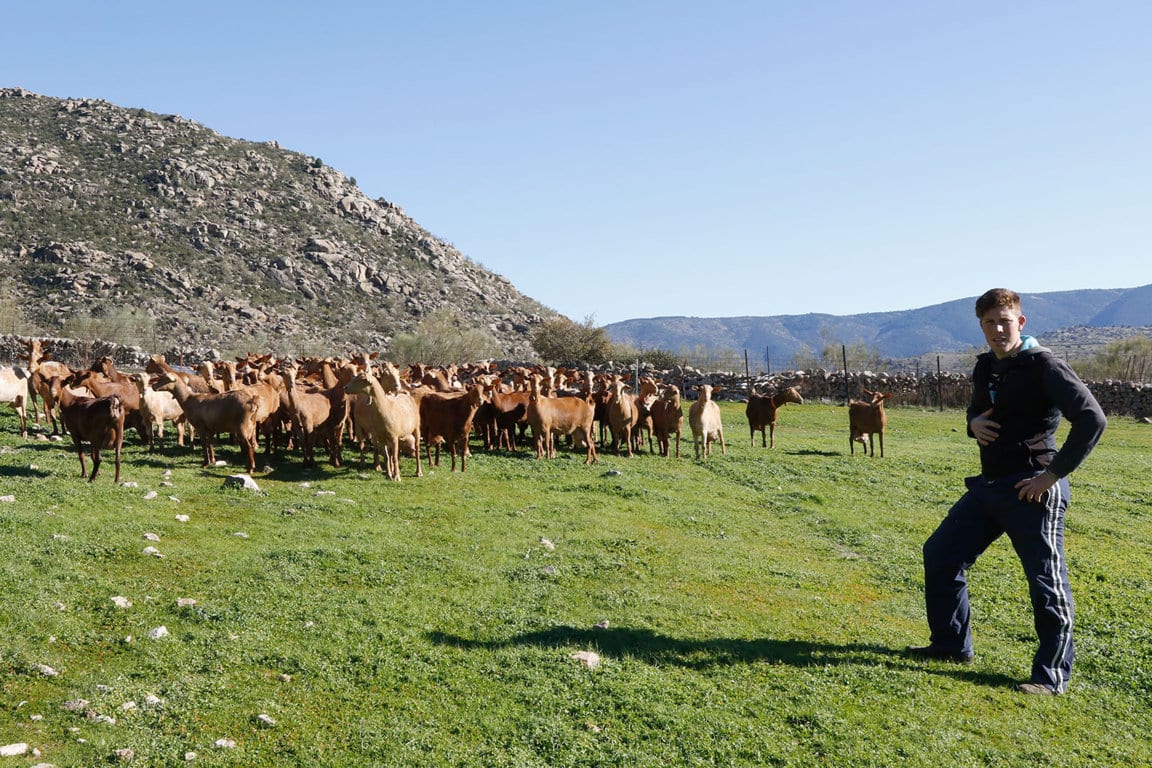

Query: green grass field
<box><xmin>1</xmin><ymin>401</ymin><xmax>1149</xmax><ymax>767</ymax></box>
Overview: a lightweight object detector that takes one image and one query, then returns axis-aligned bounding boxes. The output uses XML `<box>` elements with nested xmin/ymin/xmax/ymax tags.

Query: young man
<box><xmin>908</xmin><ymin>288</ymin><xmax>1107</xmax><ymax>694</ymax></box>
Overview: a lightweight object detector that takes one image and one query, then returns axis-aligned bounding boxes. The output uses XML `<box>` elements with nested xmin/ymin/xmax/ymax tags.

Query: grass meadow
<box><xmin>0</xmin><ymin>400</ymin><xmax>1149</xmax><ymax>767</ymax></box>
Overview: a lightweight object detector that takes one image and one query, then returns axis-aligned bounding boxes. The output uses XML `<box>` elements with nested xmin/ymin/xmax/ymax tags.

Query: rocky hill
<box><xmin>605</xmin><ymin>286</ymin><xmax>1152</xmax><ymax>362</ymax></box>
<box><xmin>0</xmin><ymin>87</ymin><xmax>555</xmax><ymax>357</ymax></box>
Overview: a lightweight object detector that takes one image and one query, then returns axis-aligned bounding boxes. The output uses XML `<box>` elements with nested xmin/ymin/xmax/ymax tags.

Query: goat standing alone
<box><xmin>849</xmin><ymin>390</ymin><xmax>891</xmax><ymax>457</ymax></box>
<box><xmin>746</xmin><ymin>386</ymin><xmax>804</xmax><ymax>448</ymax></box>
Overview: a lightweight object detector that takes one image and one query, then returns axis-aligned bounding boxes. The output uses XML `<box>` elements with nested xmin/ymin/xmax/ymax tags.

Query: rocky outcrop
<box><xmin>0</xmin><ymin>88</ymin><xmax>555</xmax><ymax>358</ymax></box>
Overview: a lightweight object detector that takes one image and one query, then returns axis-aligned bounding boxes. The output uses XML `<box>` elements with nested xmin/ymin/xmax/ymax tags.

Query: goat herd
<box><xmin>0</xmin><ymin>339</ymin><xmax>893</xmax><ymax>485</ymax></box>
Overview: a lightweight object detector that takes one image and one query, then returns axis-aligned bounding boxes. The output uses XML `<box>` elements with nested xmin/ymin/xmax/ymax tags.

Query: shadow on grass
<box><xmin>0</xmin><ymin>465</ymin><xmax>51</xmax><ymax>478</ymax></box>
<box><xmin>427</xmin><ymin>626</ymin><xmax>1018</xmax><ymax>688</ymax></box>
<box><xmin>783</xmin><ymin>449</ymin><xmax>841</xmax><ymax>457</ymax></box>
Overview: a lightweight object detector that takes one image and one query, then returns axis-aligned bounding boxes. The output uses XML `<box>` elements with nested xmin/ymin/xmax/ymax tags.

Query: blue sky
<box><xmin>4</xmin><ymin>2</ymin><xmax>1149</xmax><ymax>325</ymax></box>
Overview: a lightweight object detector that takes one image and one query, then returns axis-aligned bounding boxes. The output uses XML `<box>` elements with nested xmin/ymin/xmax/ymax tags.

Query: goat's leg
<box><xmin>112</xmin><ymin>429</ymin><xmax>123</xmax><ymax>483</ymax></box>
<box><xmin>73</xmin><ymin>436</ymin><xmax>87</xmax><ymax>478</ymax></box>
<box><xmin>88</xmin><ymin>444</ymin><xmax>102</xmax><ymax>482</ymax></box>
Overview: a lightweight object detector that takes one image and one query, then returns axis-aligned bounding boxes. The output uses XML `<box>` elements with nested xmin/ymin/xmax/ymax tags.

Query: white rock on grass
<box><xmin>175</xmin><ymin>514</ymin><xmax>190</xmax><ymax>523</ymax></box>
<box><xmin>0</xmin><ymin>743</ymin><xmax>28</xmax><ymax>757</ymax></box>
<box><xmin>143</xmin><ymin>491</ymin><xmax>158</xmax><ymax>500</ymax></box>
<box><xmin>143</xmin><ymin>533</ymin><xmax>160</xmax><ymax>541</ymax></box>
<box><xmin>176</xmin><ymin>598</ymin><xmax>197</xmax><ymax>608</ymax></box>
<box><xmin>223</xmin><ymin>474</ymin><xmax>260</xmax><ymax>491</ymax></box>
<box><xmin>62</xmin><ymin>698</ymin><xmax>89</xmax><ymax>712</ymax></box>
<box><xmin>255</xmin><ymin>713</ymin><xmax>276</xmax><ymax>728</ymax></box>
<box><xmin>142</xmin><ymin>546</ymin><xmax>164</xmax><ymax>558</ymax></box>
<box><xmin>148</xmin><ymin>626</ymin><xmax>170</xmax><ymax>640</ymax></box>
<box><xmin>571</xmin><ymin>650</ymin><xmax>602</xmax><ymax>670</ymax></box>
<box><xmin>0</xmin><ymin>495</ymin><xmax>15</xmax><ymax>503</ymax></box>
<box><xmin>35</xmin><ymin>664</ymin><xmax>59</xmax><ymax>677</ymax></box>
<box><xmin>213</xmin><ymin>738</ymin><xmax>237</xmax><ymax>749</ymax></box>
<box><xmin>540</xmin><ymin>537</ymin><xmax>556</xmax><ymax>551</ymax></box>
<box><xmin>144</xmin><ymin>695</ymin><xmax>163</xmax><ymax>707</ymax></box>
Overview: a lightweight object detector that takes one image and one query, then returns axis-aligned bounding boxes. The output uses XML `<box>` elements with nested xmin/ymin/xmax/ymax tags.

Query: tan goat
<box><xmin>0</xmin><ymin>365</ymin><xmax>32</xmax><ymax>437</ymax></box>
<box><xmin>344</xmin><ymin>364</ymin><xmax>422</xmax><ymax>481</ymax></box>
<box><xmin>689</xmin><ymin>384</ymin><xmax>726</xmax><ymax>460</ymax></box>
<box><xmin>130</xmin><ymin>373</ymin><xmax>189</xmax><ymax>450</ymax></box>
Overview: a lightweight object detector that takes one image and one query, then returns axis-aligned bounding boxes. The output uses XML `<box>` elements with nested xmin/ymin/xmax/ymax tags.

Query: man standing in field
<box><xmin>907</xmin><ymin>288</ymin><xmax>1107</xmax><ymax>694</ymax></box>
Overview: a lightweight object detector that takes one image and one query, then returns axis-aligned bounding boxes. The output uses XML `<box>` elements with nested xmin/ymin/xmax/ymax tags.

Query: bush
<box><xmin>390</xmin><ymin>307</ymin><xmax>501</xmax><ymax>365</ymax></box>
<box><xmin>532</xmin><ymin>316</ymin><xmax>613</xmax><ymax>364</ymax></box>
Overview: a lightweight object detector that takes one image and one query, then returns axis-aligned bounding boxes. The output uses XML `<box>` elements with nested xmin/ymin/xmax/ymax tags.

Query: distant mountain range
<box><xmin>604</xmin><ymin>285</ymin><xmax>1152</xmax><ymax>362</ymax></box>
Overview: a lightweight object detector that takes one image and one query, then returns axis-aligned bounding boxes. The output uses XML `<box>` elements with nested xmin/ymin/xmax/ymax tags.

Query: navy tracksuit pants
<box><xmin>923</xmin><ymin>471</ymin><xmax>1074</xmax><ymax>692</ymax></box>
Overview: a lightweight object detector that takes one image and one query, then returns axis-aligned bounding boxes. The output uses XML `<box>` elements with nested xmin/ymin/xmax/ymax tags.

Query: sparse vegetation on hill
<box><xmin>0</xmin><ymin>87</ymin><xmax>555</xmax><ymax>357</ymax></box>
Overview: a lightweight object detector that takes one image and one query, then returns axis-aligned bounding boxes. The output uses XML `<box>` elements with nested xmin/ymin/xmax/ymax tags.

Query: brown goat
<box><xmin>154</xmin><ymin>373</ymin><xmax>260</xmax><ymax>472</ymax></box>
<box><xmin>50</xmin><ymin>376</ymin><xmax>125</xmax><ymax>482</ymax></box>
<box><xmin>849</xmin><ymin>390</ymin><xmax>891</xmax><ymax>457</ymax></box>
<box><xmin>650</xmin><ymin>384</ymin><xmax>684</xmax><ymax>458</ymax></box>
<box><xmin>527</xmin><ymin>376</ymin><xmax>597</xmax><ymax>464</ymax></box>
<box><xmin>746</xmin><ymin>386</ymin><xmax>804</xmax><ymax>448</ymax></box>
<box><xmin>419</xmin><ymin>384</ymin><xmax>487</xmax><ymax>471</ymax></box>
<box><xmin>607</xmin><ymin>376</ymin><xmax>638</xmax><ymax>457</ymax></box>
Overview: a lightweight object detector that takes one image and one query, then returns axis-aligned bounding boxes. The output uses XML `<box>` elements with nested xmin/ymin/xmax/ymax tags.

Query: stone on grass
<box><xmin>0</xmin><ymin>495</ymin><xmax>15</xmax><ymax>503</ymax></box>
<box><xmin>571</xmin><ymin>650</ymin><xmax>602</xmax><ymax>669</ymax></box>
<box><xmin>148</xmin><ymin>626</ymin><xmax>169</xmax><ymax>640</ymax></box>
<box><xmin>540</xmin><ymin>537</ymin><xmax>555</xmax><ymax>551</ymax></box>
<box><xmin>176</xmin><ymin>597</ymin><xmax>197</xmax><ymax>608</ymax></box>
<box><xmin>143</xmin><ymin>491</ymin><xmax>158</xmax><ymax>500</ymax></box>
<box><xmin>143</xmin><ymin>532</ymin><xmax>160</xmax><ymax>541</ymax></box>
<box><xmin>144</xmin><ymin>695</ymin><xmax>163</xmax><ymax>707</ymax></box>
<box><xmin>142</xmin><ymin>546</ymin><xmax>164</xmax><ymax>558</ymax></box>
<box><xmin>62</xmin><ymin>698</ymin><xmax>89</xmax><ymax>712</ymax></box>
<box><xmin>0</xmin><ymin>743</ymin><xmax>28</xmax><ymax>757</ymax></box>
<box><xmin>594</xmin><ymin>619</ymin><xmax>610</xmax><ymax>629</ymax></box>
<box><xmin>35</xmin><ymin>663</ymin><xmax>59</xmax><ymax>677</ymax></box>
<box><xmin>111</xmin><ymin>596</ymin><xmax>133</xmax><ymax>609</ymax></box>
<box><xmin>113</xmin><ymin>748</ymin><xmax>135</xmax><ymax>761</ymax></box>
<box><xmin>223</xmin><ymin>474</ymin><xmax>260</xmax><ymax>491</ymax></box>
<box><xmin>175</xmin><ymin>514</ymin><xmax>190</xmax><ymax>522</ymax></box>
<box><xmin>213</xmin><ymin>738</ymin><xmax>236</xmax><ymax>749</ymax></box>
<box><xmin>255</xmin><ymin>713</ymin><xmax>277</xmax><ymax>728</ymax></box>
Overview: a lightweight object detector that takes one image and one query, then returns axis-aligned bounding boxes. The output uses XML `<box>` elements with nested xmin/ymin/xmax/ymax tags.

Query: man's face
<box><xmin>980</xmin><ymin>305</ymin><xmax>1026</xmax><ymax>359</ymax></box>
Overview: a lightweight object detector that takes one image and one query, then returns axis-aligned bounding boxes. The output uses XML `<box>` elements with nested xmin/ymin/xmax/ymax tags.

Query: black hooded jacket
<box><xmin>967</xmin><ymin>345</ymin><xmax>1106</xmax><ymax>479</ymax></box>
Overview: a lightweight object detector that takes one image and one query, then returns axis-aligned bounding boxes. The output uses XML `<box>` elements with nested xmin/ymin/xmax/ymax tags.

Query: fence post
<box><xmin>937</xmin><ymin>355</ymin><xmax>944</xmax><ymax>411</ymax></box>
<box><xmin>842</xmin><ymin>344</ymin><xmax>849</xmax><ymax>404</ymax></box>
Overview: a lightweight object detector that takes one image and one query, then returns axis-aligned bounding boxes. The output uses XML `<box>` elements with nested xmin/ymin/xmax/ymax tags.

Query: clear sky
<box><xmin>4</xmin><ymin>1</ymin><xmax>1149</xmax><ymax>325</ymax></box>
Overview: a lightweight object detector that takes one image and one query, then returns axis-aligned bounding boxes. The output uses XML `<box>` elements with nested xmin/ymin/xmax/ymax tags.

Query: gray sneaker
<box><xmin>1015</xmin><ymin>682</ymin><xmax>1057</xmax><ymax>695</ymax></box>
